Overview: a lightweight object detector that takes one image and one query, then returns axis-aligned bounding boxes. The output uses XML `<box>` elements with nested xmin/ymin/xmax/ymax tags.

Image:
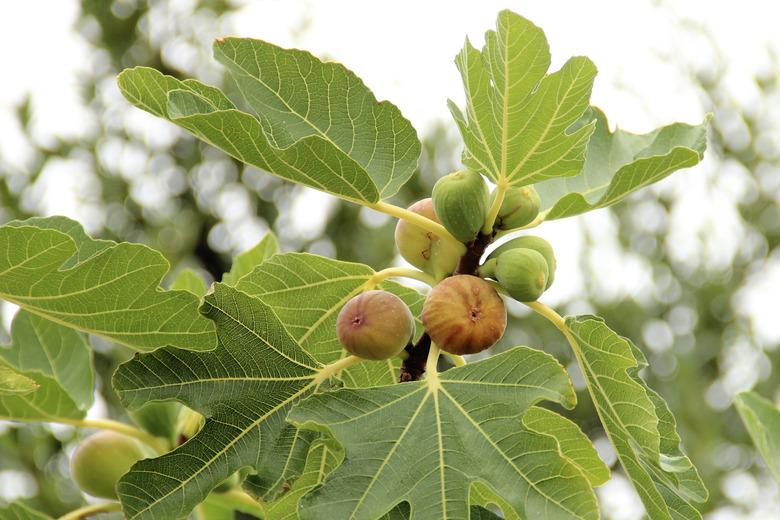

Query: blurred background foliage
<box><xmin>0</xmin><ymin>0</ymin><xmax>778</xmax><ymax>518</ymax></box>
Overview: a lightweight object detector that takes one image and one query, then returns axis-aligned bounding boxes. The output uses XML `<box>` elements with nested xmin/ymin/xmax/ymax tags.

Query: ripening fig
<box><xmin>70</xmin><ymin>431</ymin><xmax>153</xmax><ymax>499</ymax></box>
<box><xmin>432</xmin><ymin>170</ymin><xmax>489</xmax><ymax>243</ymax></box>
<box><xmin>422</xmin><ymin>275</ymin><xmax>507</xmax><ymax>355</ymax></box>
<box><xmin>336</xmin><ymin>290</ymin><xmax>415</xmax><ymax>360</ymax></box>
<box><xmin>487</xmin><ymin>235</ymin><xmax>556</xmax><ymax>288</ymax></box>
<box><xmin>394</xmin><ymin>198</ymin><xmax>461</xmax><ymax>280</ymax></box>
<box><xmin>492</xmin><ymin>248</ymin><xmax>549</xmax><ymax>302</ymax></box>
<box><xmin>491</xmin><ymin>186</ymin><xmax>541</xmax><ymax>230</ymax></box>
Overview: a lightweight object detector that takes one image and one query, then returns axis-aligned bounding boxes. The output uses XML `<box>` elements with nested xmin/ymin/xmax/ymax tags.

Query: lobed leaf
<box><xmin>565</xmin><ymin>315</ymin><xmax>706</xmax><ymax>519</ymax></box>
<box><xmin>0</xmin><ymin>364</ymin><xmax>38</xmax><ymax>395</ymax></box>
<box><xmin>734</xmin><ymin>391</ymin><xmax>780</xmax><ymax>485</ymax></box>
<box><xmin>214</xmin><ymin>38</ymin><xmax>420</xmax><ymax>200</ymax></box>
<box><xmin>449</xmin><ymin>10</ymin><xmax>596</xmax><ymax>186</ymax></box>
<box><xmin>0</xmin><ymin>311</ymin><xmax>92</xmax><ymax>421</ymax></box>
<box><xmin>222</xmin><ymin>231</ymin><xmax>279</xmax><ymax>286</ymax></box>
<box><xmin>0</xmin><ymin>217</ymin><xmax>216</xmax><ymax>351</ymax></box>
<box><xmin>289</xmin><ymin>347</ymin><xmax>600</xmax><ymax>520</ymax></box>
<box><xmin>0</xmin><ymin>503</ymin><xmax>52</xmax><ymax>520</ymax></box>
<box><xmin>118</xmin><ymin>37</ymin><xmax>421</xmax><ymax>204</ymax></box>
<box><xmin>170</xmin><ymin>268</ymin><xmax>208</xmax><ymax>297</ymax></box>
<box><xmin>236</xmin><ymin>253</ymin><xmax>425</xmax><ymax>388</ymax></box>
<box><xmin>537</xmin><ymin>107</ymin><xmax>708</xmax><ymax>219</ymax></box>
<box><xmin>113</xmin><ymin>283</ymin><xmax>321</xmax><ymax>519</ymax></box>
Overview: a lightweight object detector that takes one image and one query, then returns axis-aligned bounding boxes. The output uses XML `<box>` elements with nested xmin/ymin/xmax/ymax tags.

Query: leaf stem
<box><xmin>58</xmin><ymin>417</ymin><xmax>170</xmax><ymax>454</ymax></box>
<box><xmin>367</xmin><ymin>267</ymin><xmax>437</xmax><ymax>288</ymax></box>
<box><xmin>314</xmin><ymin>355</ymin><xmax>364</xmax><ymax>385</ymax></box>
<box><xmin>425</xmin><ymin>342</ymin><xmax>442</xmax><ymax>391</ymax></box>
<box><xmin>366</xmin><ymin>200</ymin><xmax>466</xmax><ymax>254</ymax></box>
<box><xmin>57</xmin><ymin>502</ymin><xmax>122</xmax><ymax>520</ymax></box>
<box><xmin>482</xmin><ymin>179</ymin><xmax>508</xmax><ymax>234</ymax></box>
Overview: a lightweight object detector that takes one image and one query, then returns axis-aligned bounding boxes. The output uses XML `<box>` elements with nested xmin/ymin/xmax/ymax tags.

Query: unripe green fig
<box><xmin>336</xmin><ymin>290</ymin><xmax>415</xmax><ymax>360</ymax></box>
<box><xmin>422</xmin><ymin>275</ymin><xmax>506</xmax><ymax>355</ymax></box>
<box><xmin>487</xmin><ymin>235</ymin><xmax>556</xmax><ymax>289</ymax></box>
<box><xmin>432</xmin><ymin>170</ymin><xmax>489</xmax><ymax>243</ymax></box>
<box><xmin>130</xmin><ymin>401</ymin><xmax>181</xmax><ymax>443</ymax></box>
<box><xmin>394</xmin><ymin>199</ymin><xmax>461</xmax><ymax>280</ymax></box>
<box><xmin>70</xmin><ymin>431</ymin><xmax>153</xmax><ymax>499</ymax></box>
<box><xmin>493</xmin><ymin>248</ymin><xmax>549</xmax><ymax>302</ymax></box>
<box><xmin>177</xmin><ymin>407</ymin><xmax>205</xmax><ymax>443</ymax></box>
<box><xmin>491</xmin><ymin>186</ymin><xmax>541</xmax><ymax>230</ymax></box>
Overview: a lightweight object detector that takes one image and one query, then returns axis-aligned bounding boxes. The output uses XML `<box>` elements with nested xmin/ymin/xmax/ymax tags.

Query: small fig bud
<box><xmin>488</xmin><ymin>235</ymin><xmax>556</xmax><ymax>288</ymax></box>
<box><xmin>336</xmin><ymin>290</ymin><xmax>415</xmax><ymax>360</ymax></box>
<box><xmin>70</xmin><ymin>431</ymin><xmax>153</xmax><ymax>499</ymax></box>
<box><xmin>491</xmin><ymin>186</ymin><xmax>541</xmax><ymax>230</ymax></box>
<box><xmin>394</xmin><ymin>198</ymin><xmax>461</xmax><ymax>279</ymax></box>
<box><xmin>422</xmin><ymin>275</ymin><xmax>507</xmax><ymax>355</ymax></box>
<box><xmin>432</xmin><ymin>170</ymin><xmax>489</xmax><ymax>243</ymax></box>
<box><xmin>493</xmin><ymin>248</ymin><xmax>549</xmax><ymax>302</ymax></box>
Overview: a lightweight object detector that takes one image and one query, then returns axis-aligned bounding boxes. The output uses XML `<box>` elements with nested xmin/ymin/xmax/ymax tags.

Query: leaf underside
<box><xmin>735</xmin><ymin>391</ymin><xmax>780</xmax><ymax>485</ymax></box>
<box><xmin>565</xmin><ymin>315</ymin><xmax>707</xmax><ymax>519</ymax></box>
<box><xmin>290</xmin><ymin>347</ymin><xmax>602</xmax><ymax>520</ymax></box>
<box><xmin>0</xmin><ymin>217</ymin><xmax>215</xmax><ymax>351</ymax></box>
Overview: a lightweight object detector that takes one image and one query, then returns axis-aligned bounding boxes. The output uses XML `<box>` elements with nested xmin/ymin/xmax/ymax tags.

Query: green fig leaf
<box><xmin>0</xmin><ymin>217</ymin><xmax>216</xmax><ymax>351</ymax></box>
<box><xmin>0</xmin><ymin>503</ymin><xmax>53</xmax><ymax>520</ymax></box>
<box><xmin>0</xmin><ymin>364</ymin><xmax>38</xmax><ymax>395</ymax></box>
<box><xmin>170</xmin><ymin>268</ymin><xmax>209</xmax><ymax>297</ymax></box>
<box><xmin>0</xmin><ymin>311</ymin><xmax>92</xmax><ymax>421</ymax></box>
<box><xmin>734</xmin><ymin>391</ymin><xmax>780</xmax><ymax>485</ymax></box>
<box><xmin>449</xmin><ymin>10</ymin><xmax>596</xmax><ymax>187</ymax></box>
<box><xmin>236</xmin><ymin>253</ymin><xmax>424</xmax><ymax>388</ymax></box>
<box><xmin>118</xmin><ymin>39</ymin><xmax>420</xmax><ymax>204</ymax></box>
<box><xmin>523</xmin><ymin>406</ymin><xmax>610</xmax><ymax>486</ymax></box>
<box><xmin>537</xmin><ymin>107</ymin><xmax>708</xmax><ymax>220</ymax></box>
<box><xmin>113</xmin><ymin>283</ymin><xmax>324</xmax><ymax>519</ymax></box>
<box><xmin>565</xmin><ymin>315</ymin><xmax>707</xmax><ymax>519</ymax></box>
<box><xmin>222</xmin><ymin>231</ymin><xmax>279</xmax><ymax>286</ymax></box>
<box><xmin>289</xmin><ymin>347</ymin><xmax>600</xmax><ymax>520</ymax></box>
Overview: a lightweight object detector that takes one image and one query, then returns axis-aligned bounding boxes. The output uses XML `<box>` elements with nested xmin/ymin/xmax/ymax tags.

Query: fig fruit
<box><xmin>487</xmin><ymin>235</ymin><xmax>556</xmax><ymax>288</ymax></box>
<box><xmin>492</xmin><ymin>248</ymin><xmax>549</xmax><ymax>302</ymax></box>
<box><xmin>422</xmin><ymin>275</ymin><xmax>506</xmax><ymax>355</ymax></box>
<box><xmin>394</xmin><ymin>198</ymin><xmax>461</xmax><ymax>280</ymax></box>
<box><xmin>336</xmin><ymin>290</ymin><xmax>415</xmax><ymax>360</ymax></box>
<box><xmin>70</xmin><ymin>431</ymin><xmax>153</xmax><ymax>499</ymax></box>
<box><xmin>491</xmin><ymin>186</ymin><xmax>541</xmax><ymax>230</ymax></box>
<box><xmin>432</xmin><ymin>170</ymin><xmax>489</xmax><ymax>243</ymax></box>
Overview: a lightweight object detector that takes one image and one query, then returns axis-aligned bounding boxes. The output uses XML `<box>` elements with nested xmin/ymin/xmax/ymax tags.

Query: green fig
<box><xmin>487</xmin><ymin>235</ymin><xmax>556</xmax><ymax>289</ymax></box>
<box><xmin>422</xmin><ymin>275</ymin><xmax>506</xmax><ymax>355</ymax></box>
<box><xmin>394</xmin><ymin>198</ymin><xmax>461</xmax><ymax>279</ymax></box>
<box><xmin>130</xmin><ymin>401</ymin><xmax>181</xmax><ymax>443</ymax></box>
<box><xmin>177</xmin><ymin>406</ymin><xmax>205</xmax><ymax>442</ymax></box>
<box><xmin>493</xmin><ymin>248</ymin><xmax>549</xmax><ymax>302</ymax></box>
<box><xmin>491</xmin><ymin>186</ymin><xmax>541</xmax><ymax>230</ymax></box>
<box><xmin>336</xmin><ymin>290</ymin><xmax>415</xmax><ymax>360</ymax></box>
<box><xmin>70</xmin><ymin>431</ymin><xmax>153</xmax><ymax>499</ymax></box>
<box><xmin>432</xmin><ymin>170</ymin><xmax>489</xmax><ymax>243</ymax></box>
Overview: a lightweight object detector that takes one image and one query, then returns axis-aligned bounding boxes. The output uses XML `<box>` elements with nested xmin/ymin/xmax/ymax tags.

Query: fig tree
<box><xmin>336</xmin><ymin>290</ymin><xmax>415</xmax><ymax>360</ymax></box>
<box><xmin>70</xmin><ymin>431</ymin><xmax>153</xmax><ymax>499</ymax></box>
<box><xmin>492</xmin><ymin>248</ymin><xmax>549</xmax><ymax>302</ymax></box>
<box><xmin>394</xmin><ymin>198</ymin><xmax>461</xmax><ymax>280</ymax></box>
<box><xmin>491</xmin><ymin>186</ymin><xmax>541</xmax><ymax>230</ymax></box>
<box><xmin>432</xmin><ymin>170</ymin><xmax>489</xmax><ymax>243</ymax></box>
<box><xmin>487</xmin><ymin>235</ymin><xmax>556</xmax><ymax>288</ymax></box>
<box><xmin>422</xmin><ymin>275</ymin><xmax>506</xmax><ymax>355</ymax></box>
